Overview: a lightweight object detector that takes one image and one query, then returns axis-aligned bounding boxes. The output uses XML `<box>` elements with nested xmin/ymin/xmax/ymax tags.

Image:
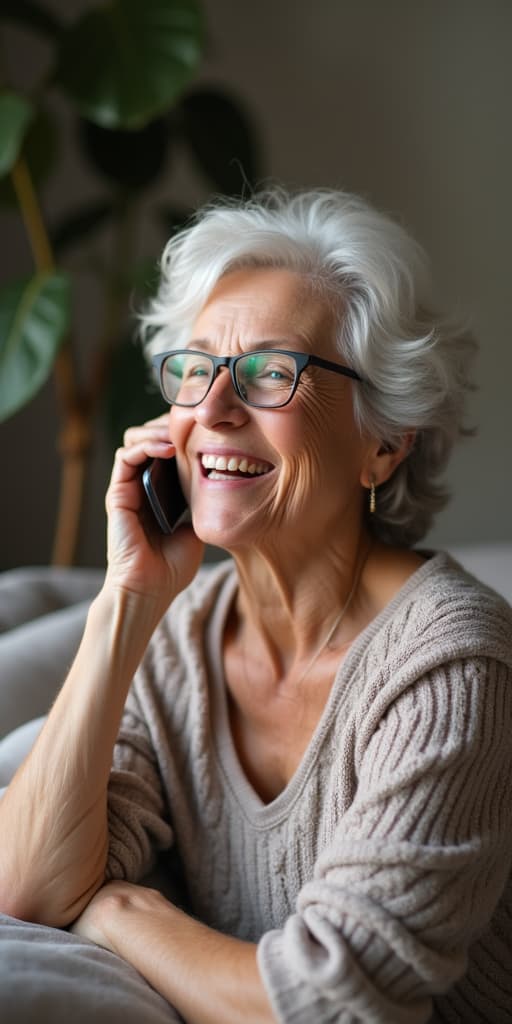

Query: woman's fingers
<box><xmin>106</xmin><ymin>442</ymin><xmax>175</xmax><ymax>515</ymax></box>
<box><xmin>114</xmin><ymin>440</ymin><xmax>174</xmax><ymax>476</ymax></box>
<box><xmin>123</xmin><ymin>413</ymin><xmax>170</xmax><ymax>449</ymax></box>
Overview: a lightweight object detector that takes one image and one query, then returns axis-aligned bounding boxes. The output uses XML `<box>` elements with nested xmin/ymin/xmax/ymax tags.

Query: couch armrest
<box><xmin>0</xmin><ymin>566</ymin><xmax>103</xmax><ymax>634</ymax></box>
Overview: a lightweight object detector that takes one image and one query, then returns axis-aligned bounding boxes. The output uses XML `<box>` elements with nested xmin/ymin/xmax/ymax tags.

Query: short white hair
<box><xmin>140</xmin><ymin>187</ymin><xmax>477</xmax><ymax>546</ymax></box>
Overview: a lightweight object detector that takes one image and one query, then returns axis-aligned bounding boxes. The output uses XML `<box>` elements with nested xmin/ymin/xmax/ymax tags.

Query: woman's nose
<box><xmin>194</xmin><ymin>366</ymin><xmax>249</xmax><ymax>429</ymax></box>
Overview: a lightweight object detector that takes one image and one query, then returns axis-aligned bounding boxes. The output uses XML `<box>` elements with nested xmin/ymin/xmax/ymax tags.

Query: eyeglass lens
<box><xmin>161</xmin><ymin>351</ymin><xmax>298</xmax><ymax>407</ymax></box>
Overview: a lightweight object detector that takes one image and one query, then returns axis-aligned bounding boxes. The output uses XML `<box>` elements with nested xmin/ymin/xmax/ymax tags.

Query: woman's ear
<box><xmin>361</xmin><ymin>431</ymin><xmax>416</xmax><ymax>489</ymax></box>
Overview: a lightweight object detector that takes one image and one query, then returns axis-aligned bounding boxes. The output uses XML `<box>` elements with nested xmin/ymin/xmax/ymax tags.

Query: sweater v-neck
<box><xmin>206</xmin><ymin>551</ymin><xmax>447</xmax><ymax>828</ymax></box>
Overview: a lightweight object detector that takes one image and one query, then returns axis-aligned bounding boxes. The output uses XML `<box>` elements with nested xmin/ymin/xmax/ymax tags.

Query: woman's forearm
<box><xmin>73</xmin><ymin>883</ymin><xmax>276</xmax><ymax>1024</ymax></box>
<box><xmin>0</xmin><ymin>584</ymin><xmax>167</xmax><ymax>926</ymax></box>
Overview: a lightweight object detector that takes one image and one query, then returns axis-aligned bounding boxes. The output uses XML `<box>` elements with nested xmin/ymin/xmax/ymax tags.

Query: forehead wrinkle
<box><xmin>190</xmin><ymin>269</ymin><xmax>337</xmax><ymax>356</ymax></box>
<box><xmin>188</xmin><ymin>336</ymin><xmax>308</xmax><ymax>353</ymax></box>
<box><xmin>190</xmin><ymin>303</ymin><xmax>328</xmax><ymax>355</ymax></box>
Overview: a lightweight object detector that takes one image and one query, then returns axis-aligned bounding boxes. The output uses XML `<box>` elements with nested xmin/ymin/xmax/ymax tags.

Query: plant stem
<box><xmin>11</xmin><ymin>156</ymin><xmax>90</xmax><ymax>566</ymax></box>
<box><xmin>10</xmin><ymin>158</ymin><xmax>54</xmax><ymax>271</ymax></box>
<box><xmin>51</xmin><ymin>407</ymin><xmax>92</xmax><ymax>566</ymax></box>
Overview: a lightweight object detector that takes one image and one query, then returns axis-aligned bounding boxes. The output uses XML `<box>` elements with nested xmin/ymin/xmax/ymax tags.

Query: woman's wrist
<box><xmin>91</xmin><ymin>577</ymin><xmax>174</xmax><ymax>643</ymax></box>
<box><xmin>73</xmin><ymin>884</ymin><xmax>274</xmax><ymax>1024</ymax></box>
<box><xmin>83</xmin><ymin>586</ymin><xmax>162</xmax><ymax>690</ymax></box>
<box><xmin>74</xmin><ymin>882</ymin><xmax>173</xmax><ymax>957</ymax></box>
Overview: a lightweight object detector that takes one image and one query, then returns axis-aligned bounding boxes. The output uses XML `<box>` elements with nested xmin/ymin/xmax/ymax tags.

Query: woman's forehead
<box><xmin>191</xmin><ymin>267</ymin><xmax>338</xmax><ymax>353</ymax></box>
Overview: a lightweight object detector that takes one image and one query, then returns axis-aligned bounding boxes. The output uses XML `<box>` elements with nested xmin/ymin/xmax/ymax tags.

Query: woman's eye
<box><xmin>239</xmin><ymin>354</ymin><xmax>295</xmax><ymax>388</ymax></box>
<box><xmin>262</xmin><ymin>363</ymin><xmax>294</xmax><ymax>382</ymax></box>
<box><xmin>184</xmin><ymin>363</ymin><xmax>209</xmax><ymax>379</ymax></box>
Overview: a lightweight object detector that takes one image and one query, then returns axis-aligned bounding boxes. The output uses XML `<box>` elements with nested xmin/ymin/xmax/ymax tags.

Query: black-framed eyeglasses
<box><xmin>152</xmin><ymin>348</ymin><xmax>364</xmax><ymax>409</ymax></box>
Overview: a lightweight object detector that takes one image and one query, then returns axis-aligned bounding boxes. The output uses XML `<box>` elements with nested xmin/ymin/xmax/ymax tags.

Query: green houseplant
<box><xmin>0</xmin><ymin>0</ymin><xmax>260</xmax><ymax>563</ymax></box>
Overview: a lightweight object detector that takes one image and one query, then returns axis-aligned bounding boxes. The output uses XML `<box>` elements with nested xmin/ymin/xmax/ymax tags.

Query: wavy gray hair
<box><xmin>140</xmin><ymin>188</ymin><xmax>477</xmax><ymax>546</ymax></box>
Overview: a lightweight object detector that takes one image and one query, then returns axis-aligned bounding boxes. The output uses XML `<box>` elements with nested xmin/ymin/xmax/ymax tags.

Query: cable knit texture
<box><xmin>105</xmin><ymin>553</ymin><xmax>512</xmax><ymax>1024</ymax></box>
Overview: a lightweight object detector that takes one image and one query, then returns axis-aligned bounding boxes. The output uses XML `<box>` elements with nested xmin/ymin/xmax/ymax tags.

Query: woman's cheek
<box><xmin>270</xmin><ymin>444</ymin><xmax>326</xmax><ymax>526</ymax></box>
<box><xmin>168</xmin><ymin>406</ymin><xmax>187</xmax><ymax>447</ymax></box>
<box><xmin>269</xmin><ymin>383</ymin><xmax>364</xmax><ymax>527</ymax></box>
<box><xmin>168</xmin><ymin>408</ymin><xmax>194</xmax><ymax>494</ymax></box>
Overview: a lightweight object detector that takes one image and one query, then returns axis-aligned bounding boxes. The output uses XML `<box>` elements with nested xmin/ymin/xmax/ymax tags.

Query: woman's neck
<box><xmin>227</xmin><ymin>528</ymin><xmax>374</xmax><ymax>683</ymax></box>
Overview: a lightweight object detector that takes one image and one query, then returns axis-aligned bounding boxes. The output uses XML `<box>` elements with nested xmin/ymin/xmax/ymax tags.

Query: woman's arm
<box><xmin>0</xmin><ymin>426</ymin><xmax>203</xmax><ymax>926</ymax></box>
<box><xmin>72</xmin><ymin>881</ymin><xmax>276</xmax><ymax>1024</ymax></box>
<box><xmin>0</xmin><ymin>587</ymin><xmax>164</xmax><ymax>925</ymax></box>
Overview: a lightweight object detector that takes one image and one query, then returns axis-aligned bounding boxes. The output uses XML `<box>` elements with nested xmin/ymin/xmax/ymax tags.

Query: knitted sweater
<box><xmin>106</xmin><ymin>552</ymin><xmax>512</xmax><ymax>1024</ymax></box>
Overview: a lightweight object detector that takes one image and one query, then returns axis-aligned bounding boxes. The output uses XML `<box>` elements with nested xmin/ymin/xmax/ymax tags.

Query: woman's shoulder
<box><xmin>409</xmin><ymin>549</ymin><xmax>511</xmax><ymax>618</ymax></box>
<box><xmin>374</xmin><ymin>550</ymin><xmax>512</xmax><ymax>668</ymax></box>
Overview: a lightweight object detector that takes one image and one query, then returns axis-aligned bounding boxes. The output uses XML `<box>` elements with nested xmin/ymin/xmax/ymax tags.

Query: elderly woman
<box><xmin>0</xmin><ymin>188</ymin><xmax>511</xmax><ymax>1024</ymax></box>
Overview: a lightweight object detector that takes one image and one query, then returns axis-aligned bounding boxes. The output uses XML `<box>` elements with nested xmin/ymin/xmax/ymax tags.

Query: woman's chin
<box><xmin>191</xmin><ymin>510</ymin><xmax>254</xmax><ymax>552</ymax></box>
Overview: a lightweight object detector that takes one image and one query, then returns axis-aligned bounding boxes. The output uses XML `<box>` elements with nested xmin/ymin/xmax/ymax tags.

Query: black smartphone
<box><xmin>142</xmin><ymin>457</ymin><xmax>189</xmax><ymax>534</ymax></box>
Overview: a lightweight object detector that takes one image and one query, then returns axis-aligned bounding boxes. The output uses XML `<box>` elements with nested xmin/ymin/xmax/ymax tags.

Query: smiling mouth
<box><xmin>200</xmin><ymin>453</ymin><xmax>273</xmax><ymax>479</ymax></box>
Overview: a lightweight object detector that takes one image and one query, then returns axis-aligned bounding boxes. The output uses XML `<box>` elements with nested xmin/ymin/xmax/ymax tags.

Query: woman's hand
<box><xmin>70</xmin><ymin>881</ymin><xmax>165</xmax><ymax>953</ymax></box>
<box><xmin>105</xmin><ymin>414</ymin><xmax>203</xmax><ymax>604</ymax></box>
<box><xmin>71</xmin><ymin>881</ymin><xmax>276</xmax><ymax>1023</ymax></box>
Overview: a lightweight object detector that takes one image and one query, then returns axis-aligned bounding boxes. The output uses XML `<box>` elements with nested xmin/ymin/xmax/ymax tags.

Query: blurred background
<box><xmin>1</xmin><ymin>0</ymin><xmax>510</xmax><ymax>571</ymax></box>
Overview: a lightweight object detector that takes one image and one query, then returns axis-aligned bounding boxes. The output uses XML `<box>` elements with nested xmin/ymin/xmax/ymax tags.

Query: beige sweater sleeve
<box><xmin>257</xmin><ymin>655</ymin><xmax>512</xmax><ymax>1024</ymax></box>
<box><xmin>105</xmin><ymin>683</ymin><xmax>174</xmax><ymax>882</ymax></box>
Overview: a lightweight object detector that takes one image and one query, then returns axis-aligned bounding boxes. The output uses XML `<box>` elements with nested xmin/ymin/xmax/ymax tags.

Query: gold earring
<box><xmin>369</xmin><ymin>480</ymin><xmax>376</xmax><ymax>514</ymax></box>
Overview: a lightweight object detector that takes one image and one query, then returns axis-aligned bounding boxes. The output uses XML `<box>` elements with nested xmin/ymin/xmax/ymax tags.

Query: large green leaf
<box><xmin>55</xmin><ymin>0</ymin><xmax>204</xmax><ymax>130</ymax></box>
<box><xmin>0</xmin><ymin>106</ymin><xmax>58</xmax><ymax>207</ymax></box>
<box><xmin>179</xmin><ymin>87</ymin><xmax>261</xmax><ymax>194</ymax></box>
<box><xmin>0</xmin><ymin>272</ymin><xmax>70</xmax><ymax>422</ymax></box>
<box><xmin>79</xmin><ymin>116</ymin><xmax>170</xmax><ymax>189</ymax></box>
<box><xmin>0</xmin><ymin>92</ymin><xmax>34</xmax><ymax>179</ymax></box>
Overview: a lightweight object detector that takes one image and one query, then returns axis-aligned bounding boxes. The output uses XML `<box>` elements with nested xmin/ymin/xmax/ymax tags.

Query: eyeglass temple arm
<box><xmin>308</xmin><ymin>354</ymin><xmax>364</xmax><ymax>383</ymax></box>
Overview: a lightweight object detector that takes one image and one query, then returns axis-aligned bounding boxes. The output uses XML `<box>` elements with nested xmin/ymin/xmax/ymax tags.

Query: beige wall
<box><xmin>1</xmin><ymin>0</ymin><xmax>510</xmax><ymax>568</ymax></box>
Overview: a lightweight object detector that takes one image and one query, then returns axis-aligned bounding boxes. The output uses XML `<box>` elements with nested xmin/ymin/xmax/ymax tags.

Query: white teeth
<box><xmin>201</xmin><ymin>454</ymin><xmax>270</xmax><ymax>475</ymax></box>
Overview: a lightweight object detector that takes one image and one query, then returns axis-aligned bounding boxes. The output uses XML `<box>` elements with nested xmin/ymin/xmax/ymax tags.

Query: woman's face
<box><xmin>169</xmin><ymin>267</ymin><xmax>375</xmax><ymax>553</ymax></box>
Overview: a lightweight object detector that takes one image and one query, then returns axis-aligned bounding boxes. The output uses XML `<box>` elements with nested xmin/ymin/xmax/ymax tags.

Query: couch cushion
<box><xmin>0</xmin><ymin>567</ymin><xmax>102</xmax><ymax>634</ymax></box>
<box><xmin>0</xmin><ymin>716</ymin><xmax>45</xmax><ymax>786</ymax></box>
<box><xmin>0</xmin><ymin>601</ymin><xmax>91</xmax><ymax>740</ymax></box>
<box><xmin>0</xmin><ymin>914</ymin><xmax>183</xmax><ymax>1023</ymax></box>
